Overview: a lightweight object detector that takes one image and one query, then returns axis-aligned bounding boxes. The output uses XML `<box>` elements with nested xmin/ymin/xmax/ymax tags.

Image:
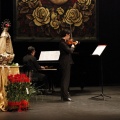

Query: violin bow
<box><xmin>70</xmin><ymin>24</ymin><xmax>73</xmax><ymax>39</ymax></box>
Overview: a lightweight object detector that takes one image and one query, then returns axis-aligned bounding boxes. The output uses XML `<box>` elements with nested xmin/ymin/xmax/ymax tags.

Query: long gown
<box><xmin>0</xmin><ymin>29</ymin><xmax>15</xmax><ymax>111</ymax></box>
<box><xmin>0</xmin><ymin>29</ymin><xmax>14</xmax><ymax>64</ymax></box>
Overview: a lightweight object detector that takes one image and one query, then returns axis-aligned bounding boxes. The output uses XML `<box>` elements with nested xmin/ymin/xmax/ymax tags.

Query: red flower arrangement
<box><xmin>5</xmin><ymin>74</ymin><xmax>32</xmax><ymax>112</ymax></box>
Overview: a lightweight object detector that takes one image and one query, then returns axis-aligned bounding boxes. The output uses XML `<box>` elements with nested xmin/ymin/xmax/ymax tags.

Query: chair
<box><xmin>22</xmin><ymin>65</ymin><xmax>46</xmax><ymax>95</ymax></box>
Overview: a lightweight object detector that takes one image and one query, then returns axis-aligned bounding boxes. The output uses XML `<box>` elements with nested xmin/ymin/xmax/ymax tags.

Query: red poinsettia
<box><xmin>5</xmin><ymin>74</ymin><xmax>32</xmax><ymax>112</ymax></box>
<box><xmin>8</xmin><ymin>73</ymin><xmax>30</xmax><ymax>83</ymax></box>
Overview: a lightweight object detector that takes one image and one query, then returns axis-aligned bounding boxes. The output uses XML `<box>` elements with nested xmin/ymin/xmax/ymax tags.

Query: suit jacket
<box><xmin>23</xmin><ymin>54</ymin><xmax>40</xmax><ymax>72</ymax></box>
<box><xmin>59</xmin><ymin>39</ymin><xmax>74</xmax><ymax>66</ymax></box>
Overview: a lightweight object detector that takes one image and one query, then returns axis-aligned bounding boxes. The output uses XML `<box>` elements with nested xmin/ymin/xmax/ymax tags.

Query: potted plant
<box><xmin>5</xmin><ymin>73</ymin><xmax>33</xmax><ymax>111</ymax></box>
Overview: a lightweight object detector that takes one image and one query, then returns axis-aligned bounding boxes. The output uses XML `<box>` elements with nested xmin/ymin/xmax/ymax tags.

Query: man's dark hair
<box><xmin>60</xmin><ymin>29</ymin><xmax>71</xmax><ymax>37</ymax></box>
<box><xmin>27</xmin><ymin>46</ymin><xmax>35</xmax><ymax>54</ymax></box>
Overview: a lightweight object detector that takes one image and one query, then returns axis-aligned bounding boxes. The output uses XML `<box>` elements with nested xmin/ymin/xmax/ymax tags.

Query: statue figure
<box><xmin>0</xmin><ymin>19</ymin><xmax>15</xmax><ymax>65</ymax></box>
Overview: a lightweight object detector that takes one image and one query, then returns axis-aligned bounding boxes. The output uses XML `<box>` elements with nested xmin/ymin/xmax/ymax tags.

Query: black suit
<box><xmin>23</xmin><ymin>54</ymin><xmax>48</xmax><ymax>89</ymax></box>
<box><xmin>23</xmin><ymin>54</ymin><xmax>40</xmax><ymax>72</ymax></box>
<box><xmin>59</xmin><ymin>39</ymin><xmax>74</xmax><ymax>99</ymax></box>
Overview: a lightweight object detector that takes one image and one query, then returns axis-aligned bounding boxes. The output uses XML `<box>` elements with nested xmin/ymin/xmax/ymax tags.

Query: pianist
<box><xmin>22</xmin><ymin>46</ymin><xmax>50</xmax><ymax>94</ymax></box>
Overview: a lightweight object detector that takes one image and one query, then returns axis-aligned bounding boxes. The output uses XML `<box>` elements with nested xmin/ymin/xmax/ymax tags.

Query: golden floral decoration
<box><xmin>77</xmin><ymin>0</ymin><xmax>91</xmax><ymax>6</ymax></box>
<box><xmin>56</xmin><ymin>7</ymin><xmax>64</xmax><ymax>15</ymax></box>
<box><xmin>17</xmin><ymin>0</ymin><xmax>96</xmax><ymax>38</ymax></box>
<box><xmin>63</xmin><ymin>8</ymin><xmax>83</xmax><ymax>26</ymax></box>
<box><xmin>32</xmin><ymin>7</ymin><xmax>50</xmax><ymax>26</ymax></box>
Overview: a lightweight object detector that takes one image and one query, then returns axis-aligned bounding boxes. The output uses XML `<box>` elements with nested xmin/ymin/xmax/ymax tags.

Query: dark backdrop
<box><xmin>0</xmin><ymin>0</ymin><xmax>120</xmax><ymax>86</ymax></box>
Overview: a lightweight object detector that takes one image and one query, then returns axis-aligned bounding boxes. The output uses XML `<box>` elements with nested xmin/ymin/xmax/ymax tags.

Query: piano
<box><xmin>37</xmin><ymin>50</ymin><xmax>60</xmax><ymax>92</ymax></box>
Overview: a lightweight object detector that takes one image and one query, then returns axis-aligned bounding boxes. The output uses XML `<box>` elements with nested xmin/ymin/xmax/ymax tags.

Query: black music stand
<box><xmin>91</xmin><ymin>45</ymin><xmax>111</xmax><ymax>100</ymax></box>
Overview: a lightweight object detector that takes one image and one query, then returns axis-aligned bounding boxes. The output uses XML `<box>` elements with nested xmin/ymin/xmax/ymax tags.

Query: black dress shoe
<box><xmin>61</xmin><ymin>97</ymin><xmax>72</xmax><ymax>101</ymax></box>
<box><xmin>45</xmin><ymin>91</ymin><xmax>52</xmax><ymax>95</ymax></box>
<box><xmin>43</xmin><ymin>90</ymin><xmax>52</xmax><ymax>95</ymax></box>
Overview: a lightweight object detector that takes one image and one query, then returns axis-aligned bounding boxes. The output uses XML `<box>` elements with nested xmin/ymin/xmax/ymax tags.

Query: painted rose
<box><xmin>22</xmin><ymin>0</ymin><xmax>37</xmax><ymax>3</ymax></box>
<box><xmin>32</xmin><ymin>7</ymin><xmax>50</xmax><ymax>26</ymax></box>
<box><xmin>50</xmin><ymin>20</ymin><xmax>60</xmax><ymax>29</ymax></box>
<box><xmin>57</xmin><ymin>7</ymin><xmax>64</xmax><ymax>15</ymax></box>
<box><xmin>77</xmin><ymin>0</ymin><xmax>91</xmax><ymax>6</ymax></box>
<box><xmin>63</xmin><ymin>8</ymin><xmax>82</xmax><ymax>26</ymax></box>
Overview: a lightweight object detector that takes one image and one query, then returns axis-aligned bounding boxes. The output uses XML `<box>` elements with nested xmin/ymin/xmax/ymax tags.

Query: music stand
<box><xmin>91</xmin><ymin>45</ymin><xmax>111</xmax><ymax>100</ymax></box>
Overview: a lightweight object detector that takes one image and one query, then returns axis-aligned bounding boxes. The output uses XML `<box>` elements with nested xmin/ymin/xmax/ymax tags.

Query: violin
<box><xmin>66</xmin><ymin>39</ymin><xmax>79</xmax><ymax>45</ymax></box>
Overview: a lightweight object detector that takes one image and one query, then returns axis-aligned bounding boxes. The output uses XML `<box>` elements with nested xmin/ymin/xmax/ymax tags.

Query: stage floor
<box><xmin>0</xmin><ymin>86</ymin><xmax>120</xmax><ymax>120</ymax></box>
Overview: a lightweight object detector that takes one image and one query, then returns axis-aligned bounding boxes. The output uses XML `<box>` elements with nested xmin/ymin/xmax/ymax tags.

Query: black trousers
<box><xmin>31</xmin><ymin>72</ymin><xmax>49</xmax><ymax>90</ymax></box>
<box><xmin>59</xmin><ymin>64</ymin><xmax>71</xmax><ymax>99</ymax></box>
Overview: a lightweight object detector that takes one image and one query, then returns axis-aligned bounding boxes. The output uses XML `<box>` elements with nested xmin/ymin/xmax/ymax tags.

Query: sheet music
<box><xmin>92</xmin><ymin>45</ymin><xmax>107</xmax><ymax>56</ymax></box>
<box><xmin>38</xmin><ymin>51</ymin><xmax>60</xmax><ymax>61</ymax></box>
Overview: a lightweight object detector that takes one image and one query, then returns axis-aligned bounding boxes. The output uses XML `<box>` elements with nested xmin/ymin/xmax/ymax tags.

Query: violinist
<box><xmin>59</xmin><ymin>29</ymin><xmax>78</xmax><ymax>101</ymax></box>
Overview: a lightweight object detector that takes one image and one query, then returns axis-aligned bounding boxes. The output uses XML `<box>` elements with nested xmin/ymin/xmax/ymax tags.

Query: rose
<box><xmin>63</xmin><ymin>8</ymin><xmax>82</xmax><ymax>26</ymax></box>
<box><xmin>50</xmin><ymin>20</ymin><xmax>60</xmax><ymax>29</ymax></box>
<box><xmin>77</xmin><ymin>0</ymin><xmax>91</xmax><ymax>6</ymax></box>
<box><xmin>56</xmin><ymin>7</ymin><xmax>64</xmax><ymax>15</ymax></box>
<box><xmin>32</xmin><ymin>7</ymin><xmax>50</xmax><ymax>26</ymax></box>
<box><xmin>22</xmin><ymin>0</ymin><xmax>37</xmax><ymax>3</ymax></box>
